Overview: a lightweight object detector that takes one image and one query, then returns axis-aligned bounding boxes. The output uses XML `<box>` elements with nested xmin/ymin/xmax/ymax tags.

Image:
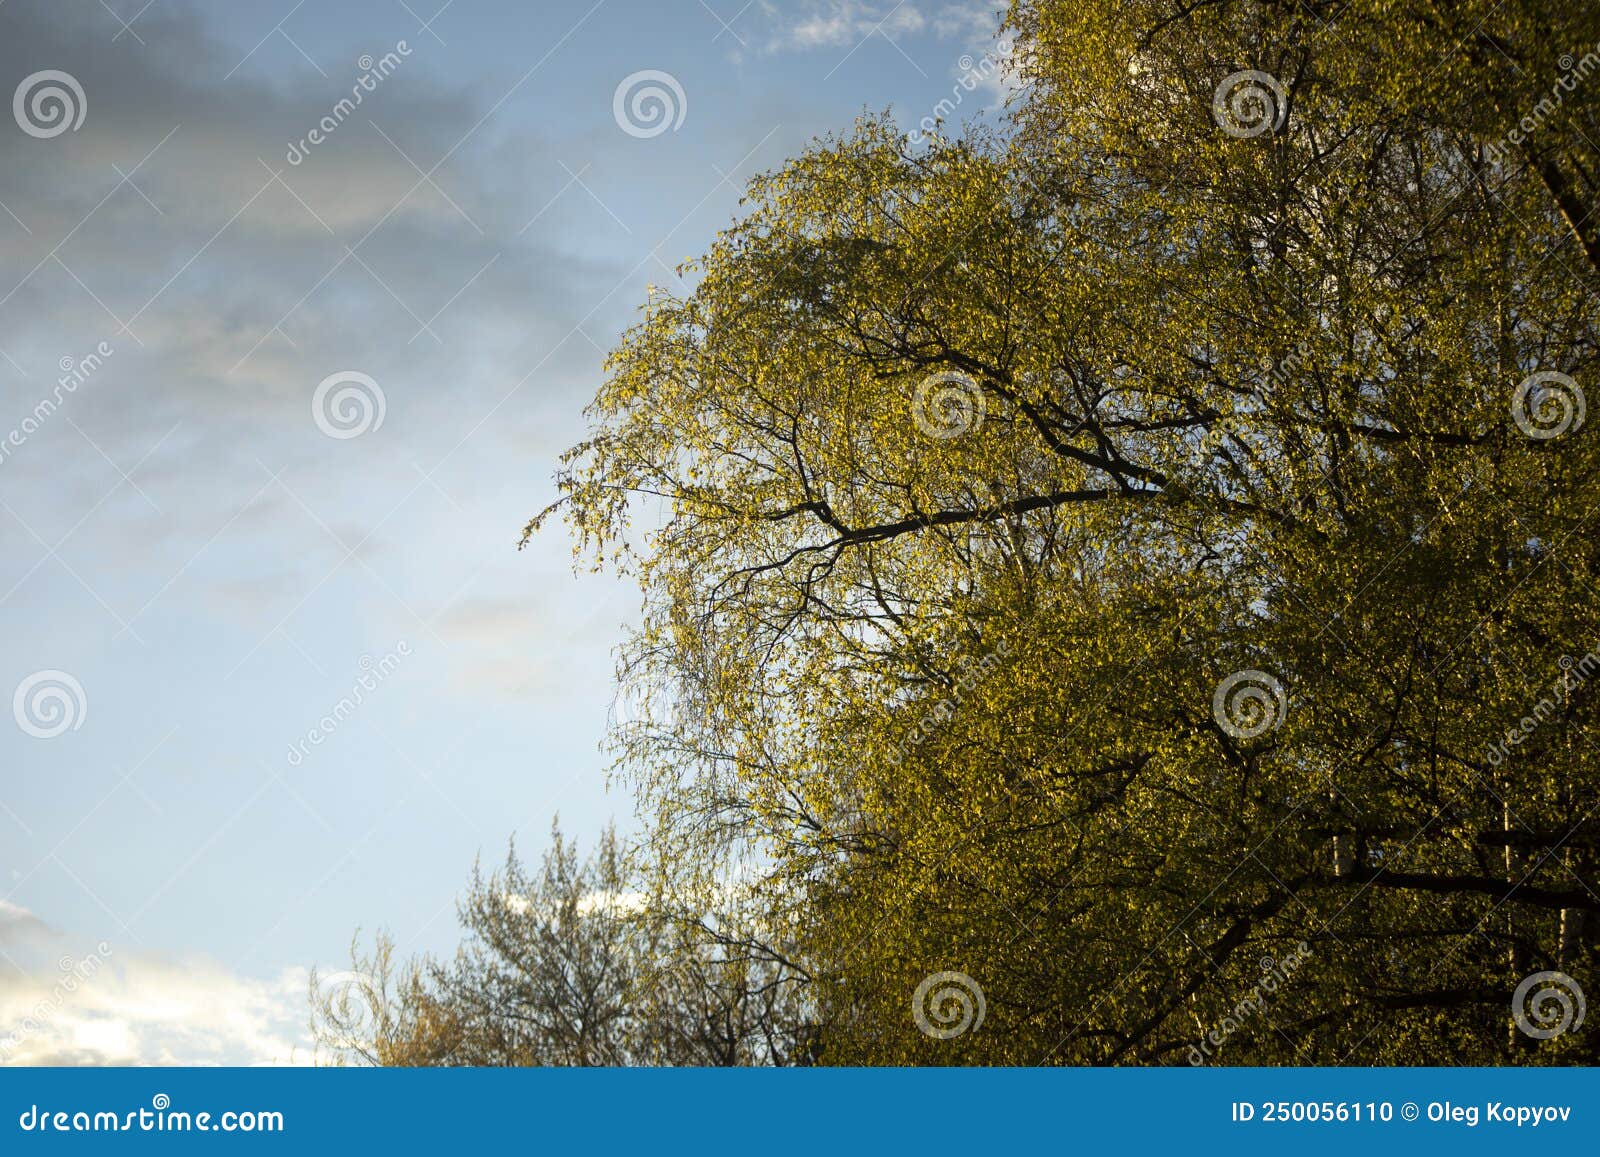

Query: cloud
<box><xmin>929</xmin><ymin>1</ymin><xmax>1009</xmax><ymax>41</ymax></box>
<box><xmin>0</xmin><ymin>0</ymin><xmax>825</xmax><ymax>1069</ymax></box>
<box><xmin>435</xmin><ymin>580</ymin><xmax>634</xmax><ymax>699</ymax></box>
<box><xmin>759</xmin><ymin>1</ymin><xmax>1020</xmax><ymax>111</ymax></box>
<box><xmin>0</xmin><ymin>0</ymin><xmax>609</xmax><ymax>456</ymax></box>
<box><xmin>435</xmin><ymin>597</ymin><xmax>545</xmax><ymax>645</ymax></box>
<box><xmin>764</xmin><ymin>1</ymin><xmax>1007</xmax><ymax>52</ymax></box>
<box><xmin>0</xmin><ymin>898</ymin><xmax>52</xmax><ymax>943</ymax></box>
<box><xmin>0</xmin><ymin>902</ymin><xmax>311</xmax><ymax>1065</ymax></box>
<box><xmin>0</xmin><ymin>0</ymin><xmax>625</xmax><ymax>683</ymax></box>
<box><xmin>784</xmin><ymin>2</ymin><xmax>929</xmax><ymax>49</ymax></box>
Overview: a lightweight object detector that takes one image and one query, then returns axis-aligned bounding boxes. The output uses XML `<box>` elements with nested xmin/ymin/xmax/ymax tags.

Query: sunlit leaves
<box><xmin>525</xmin><ymin>0</ymin><xmax>1600</xmax><ymax>1065</ymax></box>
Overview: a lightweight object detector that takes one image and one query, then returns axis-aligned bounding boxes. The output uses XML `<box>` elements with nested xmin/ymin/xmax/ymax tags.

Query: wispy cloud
<box><xmin>762</xmin><ymin>2</ymin><xmax>1007</xmax><ymax>53</ymax></box>
<box><xmin>784</xmin><ymin>1</ymin><xmax>929</xmax><ymax>49</ymax></box>
<box><xmin>0</xmin><ymin>902</ymin><xmax>309</xmax><ymax>1065</ymax></box>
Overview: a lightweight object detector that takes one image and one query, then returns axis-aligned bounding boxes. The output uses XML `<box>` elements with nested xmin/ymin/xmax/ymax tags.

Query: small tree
<box><xmin>312</xmin><ymin>823</ymin><xmax>812</xmax><ymax>1065</ymax></box>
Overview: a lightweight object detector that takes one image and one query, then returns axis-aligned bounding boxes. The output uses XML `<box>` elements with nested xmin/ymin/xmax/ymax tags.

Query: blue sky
<box><xmin>0</xmin><ymin>0</ymin><xmax>1014</xmax><ymax>1063</ymax></box>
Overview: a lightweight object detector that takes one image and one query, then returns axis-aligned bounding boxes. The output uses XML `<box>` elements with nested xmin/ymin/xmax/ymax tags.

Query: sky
<box><xmin>0</xmin><ymin>0</ymin><xmax>1015</xmax><ymax>1064</ymax></box>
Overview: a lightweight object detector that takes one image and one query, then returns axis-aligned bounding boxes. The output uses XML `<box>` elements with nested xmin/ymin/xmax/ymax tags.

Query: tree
<box><xmin>311</xmin><ymin>824</ymin><xmax>812</xmax><ymax>1065</ymax></box>
<box><xmin>524</xmin><ymin>0</ymin><xmax>1600</xmax><ymax>1063</ymax></box>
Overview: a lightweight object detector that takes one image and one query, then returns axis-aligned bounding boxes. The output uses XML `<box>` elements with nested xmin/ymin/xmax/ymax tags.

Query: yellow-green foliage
<box><xmin>526</xmin><ymin>0</ymin><xmax>1600</xmax><ymax>1064</ymax></box>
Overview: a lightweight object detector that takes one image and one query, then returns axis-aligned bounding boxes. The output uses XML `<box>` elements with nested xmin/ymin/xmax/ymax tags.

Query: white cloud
<box><xmin>785</xmin><ymin>1</ymin><xmax>928</xmax><ymax>49</ymax></box>
<box><xmin>496</xmin><ymin>888</ymin><xmax>647</xmax><ymax>918</ymax></box>
<box><xmin>930</xmin><ymin>1</ymin><xmax>1008</xmax><ymax>41</ymax></box>
<box><xmin>0</xmin><ymin>898</ymin><xmax>49</xmax><ymax>932</ymax></box>
<box><xmin>766</xmin><ymin>1</ymin><xmax>1008</xmax><ymax>52</ymax></box>
<box><xmin>577</xmin><ymin>889</ymin><xmax>647</xmax><ymax>916</ymax></box>
<box><xmin>0</xmin><ymin>903</ymin><xmax>312</xmax><ymax>1065</ymax></box>
<box><xmin>764</xmin><ymin>1</ymin><xmax>1021</xmax><ymax>110</ymax></box>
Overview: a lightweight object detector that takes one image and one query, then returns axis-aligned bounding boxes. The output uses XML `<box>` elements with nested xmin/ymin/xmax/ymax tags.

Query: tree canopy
<box><xmin>324</xmin><ymin>0</ymin><xmax>1600</xmax><ymax>1065</ymax></box>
